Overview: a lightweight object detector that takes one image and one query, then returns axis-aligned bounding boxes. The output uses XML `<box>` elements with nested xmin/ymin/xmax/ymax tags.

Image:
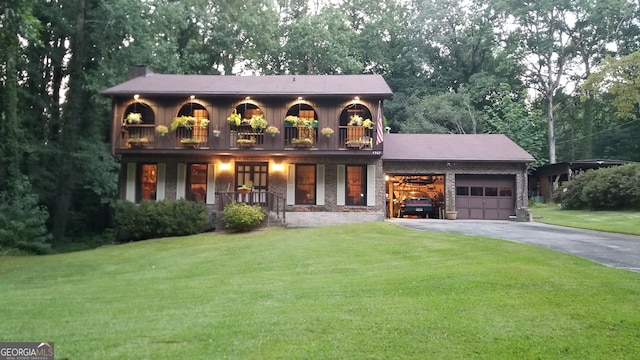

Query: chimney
<box><xmin>129</xmin><ymin>65</ymin><xmax>153</xmax><ymax>79</ymax></box>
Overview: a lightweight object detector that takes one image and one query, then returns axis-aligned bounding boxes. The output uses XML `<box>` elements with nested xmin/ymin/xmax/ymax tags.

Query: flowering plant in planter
<box><xmin>291</xmin><ymin>137</ymin><xmax>313</xmax><ymax>147</ymax></box>
<box><xmin>227</xmin><ymin>109</ymin><xmax>241</xmax><ymax>126</ymax></box>
<box><xmin>320</xmin><ymin>127</ymin><xmax>334</xmax><ymax>137</ymax></box>
<box><xmin>266</xmin><ymin>126</ymin><xmax>280</xmax><ymax>136</ymax></box>
<box><xmin>348</xmin><ymin>114</ymin><xmax>373</xmax><ymax>129</ymax></box>
<box><xmin>155</xmin><ymin>125</ymin><xmax>168</xmax><ymax>136</ymax></box>
<box><xmin>249</xmin><ymin>114</ymin><xmax>268</xmax><ymax>131</ymax></box>
<box><xmin>127</xmin><ymin>136</ymin><xmax>149</xmax><ymax>147</ymax></box>
<box><xmin>125</xmin><ymin>112</ymin><xmax>143</xmax><ymax>124</ymax></box>
<box><xmin>171</xmin><ymin>115</ymin><xmax>197</xmax><ymax>131</ymax></box>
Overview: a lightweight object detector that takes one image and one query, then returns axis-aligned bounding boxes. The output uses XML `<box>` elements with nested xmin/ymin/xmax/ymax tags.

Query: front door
<box><xmin>236</xmin><ymin>162</ymin><xmax>269</xmax><ymax>204</ymax></box>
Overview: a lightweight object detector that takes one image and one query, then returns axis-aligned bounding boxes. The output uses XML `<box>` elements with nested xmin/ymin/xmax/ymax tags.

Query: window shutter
<box><xmin>206</xmin><ymin>164</ymin><xmax>216</xmax><ymax>204</ymax></box>
<box><xmin>125</xmin><ymin>163</ymin><xmax>136</xmax><ymax>202</ymax></box>
<box><xmin>176</xmin><ymin>163</ymin><xmax>186</xmax><ymax>199</ymax></box>
<box><xmin>337</xmin><ymin>165</ymin><xmax>345</xmax><ymax>206</ymax></box>
<box><xmin>156</xmin><ymin>163</ymin><xmax>166</xmax><ymax>200</ymax></box>
<box><xmin>316</xmin><ymin>164</ymin><xmax>325</xmax><ymax>206</ymax></box>
<box><xmin>286</xmin><ymin>164</ymin><xmax>295</xmax><ymax>205</ymax></box>
<box><xmin>367</xmin><ymin>164</ymin><xmax>376</xmax><ymax>206</ymax></box>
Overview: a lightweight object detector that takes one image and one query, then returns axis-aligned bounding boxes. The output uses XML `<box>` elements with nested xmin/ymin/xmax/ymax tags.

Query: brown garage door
<box><xmin>455</xmin><ymin>175</ymin><xmax>515</xmax><ymax>220</ymax></box>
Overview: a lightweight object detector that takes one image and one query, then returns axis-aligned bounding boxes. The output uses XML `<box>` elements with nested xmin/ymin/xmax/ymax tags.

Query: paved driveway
<box><xmin>389</xmin><ymin>218</ymin><xmax>640</xmax><ymax>273</ymax></box>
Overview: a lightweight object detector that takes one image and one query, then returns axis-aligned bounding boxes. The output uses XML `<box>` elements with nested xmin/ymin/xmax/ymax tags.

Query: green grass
<box><xmin>1</xmin><ymin>222</ymin><xmax>639</xmax><ymax>359</ymax></box>
<box><xmin>530</xmin><ymin>203</ymin><xmax>640</xmax><ymax>235</ymax></box>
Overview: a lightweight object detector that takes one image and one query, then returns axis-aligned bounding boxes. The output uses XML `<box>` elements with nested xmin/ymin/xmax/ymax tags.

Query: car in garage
<box><xmin>399</xmin><ymin>192</ymin><xmax>437</xmax><ymax>218</ymax></box>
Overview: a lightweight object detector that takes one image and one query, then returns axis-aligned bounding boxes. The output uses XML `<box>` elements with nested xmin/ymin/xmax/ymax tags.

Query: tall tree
<box><xmin>493</xmin><ymin>0</ymin><xmax>579</xmax><ymax>164</ymax></box>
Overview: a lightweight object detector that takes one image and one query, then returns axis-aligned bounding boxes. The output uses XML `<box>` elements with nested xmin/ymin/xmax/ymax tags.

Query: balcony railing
<box><xmin>339</xmin><ymin>126</ymin><xmax>373</xmax><ymax>149</ymax></box>
<box><xmin>120</xmin><ymin>124</ymin><xmax>379</xmax><ymax>152</ymax></box>
<box><xmin>122</xmin><ymin>125</ymin><xmax>155</xmax><ymax>148</ymax></box>
<box><xmin>175</xmin><ymin>126</ymin><xmax>208</xmax><ymax>148</ymax></box>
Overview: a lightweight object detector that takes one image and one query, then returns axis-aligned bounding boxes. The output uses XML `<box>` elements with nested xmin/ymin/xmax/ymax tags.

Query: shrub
<box><xmin>223</xmin><ymin>202</ymin><xmax>265</xmax><ymax>232</ymax></box>
<box><xmin>561</xmin><ymin>163</ymin><xmax>640</xmax><ymax>210</ymax></box>
<box><xmin>115</xmin><ymin>199</ymin><xmax>207</xmax><ymax>242</ymax></box>
<box><xmin>0</xmin><ymin>177</ymin><xmax>51</xmax><ymax>255</ymax></box>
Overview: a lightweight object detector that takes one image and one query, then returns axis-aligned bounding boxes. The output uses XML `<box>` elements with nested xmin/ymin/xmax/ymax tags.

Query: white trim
<box><xmin>176</xmin><ymin>163</ymin><xmax>186</xmax><ymax>199</ymax></box>
<box><xmin>206</xmin><ymin>164</ymin><xmax>216</xmax><ymax>204</ymax></box>
<box><xmin>337</xmin><ymin>165</ymin><xmax>345</xmax><ymax>206</ymax></box>
<box><xmin>316</xmin><ymin>164</ymin><xmax>325</xmax><ymax>206</ymax></box>
<box><xmin>125</xmin><ymin>163</ymin><xmax>136</xmax><ymax>202</ymax></box>
<box><xmin>367</xmin><ymin>164</ymin><xmax>376</xmax><ymax>206</ymax></box>
<box><xmin>156</xmin><ymin>163</ymin><xmax>166</xmax><ymax>200</ymax></box>
<box><xmin>286</xmin><ymin>164</ymin><xmax>295</xmax><ymax>205</ymax></box>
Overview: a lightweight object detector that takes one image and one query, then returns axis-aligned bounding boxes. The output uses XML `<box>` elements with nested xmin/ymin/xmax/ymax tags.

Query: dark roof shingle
<box><xmin>382</xmin><ymin>134</ymin><xmax>535</xmax><ymax>163</ymax></box>
<box><xmin>102</xmin><ymin>74</ymin><xmax>393</xmax><ymax>97</ymax></box>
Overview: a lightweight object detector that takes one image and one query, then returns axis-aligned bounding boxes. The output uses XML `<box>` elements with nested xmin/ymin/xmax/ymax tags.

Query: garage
<box><xmin>387</xmin><ymin>175</ymin><xmax>445</xmax><ymax>219</ymax></box>
<box><xmin>455</xmin><ymin>175</ymin><xmax>515</xmax><ymax>220</ymax></box>
<box><xmin>382</xmin><ymin>134</ymin><xmax>535</xmax><ymax>222</ymax></box>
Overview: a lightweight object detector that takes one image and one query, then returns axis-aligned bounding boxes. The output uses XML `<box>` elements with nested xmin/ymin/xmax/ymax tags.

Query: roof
<box><xmin>382</xmin><ymin>134</ymin><xmax>536</xmax><ymax>163</ymax></box>
<box><xmin>101</xmin><ymin>73</ymin><xmax>393</xmax><ymax>98</ymax></box>
<box><xmin>534</xmin><ymin>159</ymin><xmax>634</xmax><ymax>175</ymax></box>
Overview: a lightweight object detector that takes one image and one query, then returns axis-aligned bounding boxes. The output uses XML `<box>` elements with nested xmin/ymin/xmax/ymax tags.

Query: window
<box><xmin>485</xmin><ymin>187</ymin><xmax>498</xmax><ymax>196</ymax></box>
<box><xmin>138</xmin><ymin>164</ymin><xmax>157</xmax><ymax>201</ymax></box>
<box><xmin>470</xmin><ymin>186</ymin><xmax>484</xmax><ymax>196</ymax></box>
<box><xmin>187</xmin><ymin>164</ymin><xmax>207</xmax><ymax>202</ymax></box>
<box><xmin>345</xmin><ymin>165</ymin><xmax>367</xmax><ymax>206</ymax></box>
<box><xmin>456</xmin><ymin>186</ymin><xmax>469</xmax><ymax>196</ymax></box>
<box><xmin>295</xmin><ymin>164</ymin><xmax>316</xmax><ymax>204</ymax></box>
<box><xmin>499</xmin><ymin>187</ymin><xmax>513</xmax><ymax>196</ymax></box>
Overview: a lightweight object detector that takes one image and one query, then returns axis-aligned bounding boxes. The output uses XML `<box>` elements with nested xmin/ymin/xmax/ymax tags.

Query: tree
<box><xmin>483</xmin><ymin>85</ymin><xmax>547</xmax><ymax>167</ymax></box>
<box><xmin>583</xmin><ymin>50</ymin><xmax>640</xmax><ymax>120</ymax></box>
<box><xmin>400</xmin><ymin>90</ymin><xmax>482</xmax><ymax>134</ymax></box>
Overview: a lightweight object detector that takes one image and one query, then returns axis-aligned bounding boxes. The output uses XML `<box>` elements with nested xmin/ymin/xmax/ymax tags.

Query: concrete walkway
<box><xmin>389</xmin><ymin>218</ymin><xmax>640</xmax><ymax>273</ymax></box>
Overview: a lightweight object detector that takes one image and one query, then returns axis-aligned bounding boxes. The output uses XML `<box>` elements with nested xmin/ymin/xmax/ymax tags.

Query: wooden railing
<box><xmin>217</xmin><ymin>190</ymin><xmax>286</xmax><ymax>225</ymax></box>
<box><xmin>339</xmin><ymin>126</ymin><xmax>373</xmax><ymax>149</ymax></box>
<box><xmin>122</xmin><ymin>124</ymin><xmax>156</xmax><ymax>148</ymax></box>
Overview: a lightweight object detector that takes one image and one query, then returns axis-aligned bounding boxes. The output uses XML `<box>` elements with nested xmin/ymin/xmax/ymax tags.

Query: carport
<box><xmin>382</xmin><ymin>134</ymin><xmax>535</xmax><ymax>221</ymax></box>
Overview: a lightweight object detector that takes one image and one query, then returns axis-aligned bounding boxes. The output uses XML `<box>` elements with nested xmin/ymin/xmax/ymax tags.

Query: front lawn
<box><xmin>531</xmin><ymin>203</ymin><xmax>640</xmax><ymax>235</ymax></box>
<box><xmin>1</xmin><ymin>222</ymin><xmax>638</xmax><ymax>359</ymax></box>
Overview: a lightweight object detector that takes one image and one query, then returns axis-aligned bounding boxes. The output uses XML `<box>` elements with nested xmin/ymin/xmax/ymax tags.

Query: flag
<box><xmin>376</xmin><ymin>100</ymin><xmax>384</xmax><ymax>145</ymax></box>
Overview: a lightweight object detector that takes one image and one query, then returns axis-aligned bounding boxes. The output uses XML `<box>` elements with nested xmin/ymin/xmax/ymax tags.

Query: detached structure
<box><xmin>102</xmin><ymin>68</ymin><xmax>535</xmax><ymax>226</ymax></box>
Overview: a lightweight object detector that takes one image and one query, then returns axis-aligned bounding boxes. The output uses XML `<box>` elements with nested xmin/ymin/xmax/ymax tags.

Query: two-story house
<box><xmin>103</xmin><ymin>67</ymin><xmax>535</xmax><ymax>227</ymax></box>
<box><xmin>102</xmin><ymin>67</ymin><xmax>392</xmax><ymax>227</ymax></box>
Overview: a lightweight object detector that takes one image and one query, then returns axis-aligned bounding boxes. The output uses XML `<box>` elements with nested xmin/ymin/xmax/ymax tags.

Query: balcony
<box><xmin>122</xmin><ymin>124</ymin><xmax>156</xmax><ymax>148</ymax></box>
<box><xmin>118</xmin><ymin>124</ymin><xmax>379</xmax><ymax>153</ymax></box>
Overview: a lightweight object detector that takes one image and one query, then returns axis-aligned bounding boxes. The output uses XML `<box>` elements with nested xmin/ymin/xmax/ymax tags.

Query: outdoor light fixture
<box><xmin>245</xmin><ymin>96</ymin><xmax>251</xmax><ymax>100</ymax></box>
<box><xmin>219</xmin><ymin>162</ymin><xmax>232</xmax><ymax>171</ymax></box>
<box><xmin>297</xmin><ymin>97</ymin><xmax>303</xmax><ymax>100</ymax></box>
<box><xmin>354</xmin><ymin>96</ymin><xmax>360</xmax><ymax>101</ymax></box>
<box><xmin>271</xmin><ymin>162</ymin><xmax>284</xmax><ymax>172</ymax></box>
<box><xmin>190</xmin><ymin>95</ymin><xmax>195</xmax><ymax>100</ymax></box>
<box><xmin>133</xmin><ymin>94</ymin><xmax>139</xmax><ymax>100</ymax></box>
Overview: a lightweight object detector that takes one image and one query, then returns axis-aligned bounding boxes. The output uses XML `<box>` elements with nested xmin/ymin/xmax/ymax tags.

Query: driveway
<box><xmin>389</xmin><ymin>218</ymin><xmax>640</xmax><ymax>273</ymax></box>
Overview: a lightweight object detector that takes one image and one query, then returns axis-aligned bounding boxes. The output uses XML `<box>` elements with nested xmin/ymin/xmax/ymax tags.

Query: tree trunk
<box><xmin>51</xmin><ymin>0</ymin><xmax>86</xmax><ymax>245</ymax></box>
<box><xmin>547</xmin><ymin>91</ymin><xmax>556</xmax><ymax>164</ymax></box>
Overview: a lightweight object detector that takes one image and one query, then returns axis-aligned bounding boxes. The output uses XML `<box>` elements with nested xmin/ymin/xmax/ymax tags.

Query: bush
<box><xmin>560</xmin><ymin>163</ymin><xmax>640</xmax><ymax>210</ymax></box>
<box><xmin>223</xmin><ymin>202</ymin><xmax>265</xmax><ymax>232</ymax></box>
<box><xmin>115</xmin><ymin>199</ymin><xmax>207</xmax><ymax>242</ymax></box>
<box><xmin>0</xmin><ymin>177</ymin><xmax>51</xmax><ymax>255</ymax></box>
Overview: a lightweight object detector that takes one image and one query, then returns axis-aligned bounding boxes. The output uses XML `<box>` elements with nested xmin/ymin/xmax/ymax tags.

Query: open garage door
<box><xmin>387</xmin><ymin>175</ymin><xmax>445</xmax><ymax>219</ymax></box>
<box><xmin>455</xmin><ymin>175</ymin><xmax>515</xmax><ymax>220</ymax></box>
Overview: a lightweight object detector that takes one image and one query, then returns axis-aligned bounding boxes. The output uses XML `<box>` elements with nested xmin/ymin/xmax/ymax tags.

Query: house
<box><xmin>102</xmin><ymin>68</ymin><xmax>392</xmax><ymax>227</ymax></box>
<box><xmin>102</xmin><ymin>68</ymin><xmax>535</xmax><ymax>227</ymax></box>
